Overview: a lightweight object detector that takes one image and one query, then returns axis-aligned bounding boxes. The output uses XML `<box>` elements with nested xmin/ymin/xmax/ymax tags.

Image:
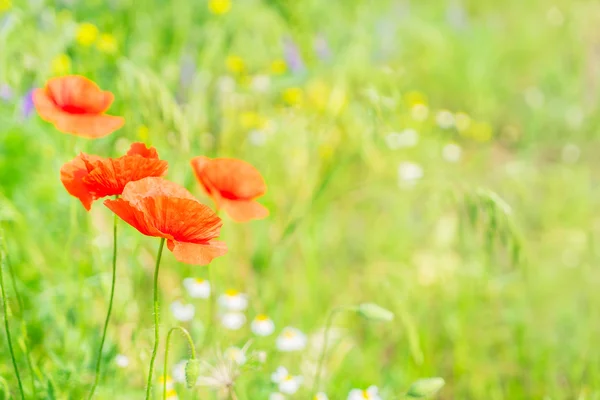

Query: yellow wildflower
<box><xmin>137</xmin><ymin>125</ymin><xmax>149</xmax><ymax>141</ymax></box>
<box><xmin>225</xmin><ymin>55</ymin><xmax>245</xmax><ymax>74</ymax></box>
<box><xmin>209</xmin><ymin>0</ymin><xmax>231</xmax><ymax>15</ymax></box>
<box><xmin>404</xmin><ymin>90</ymin><xmax>427</xmax><ymax>106</ymax></box>
<box><xmin>307</xmin><ymin>81</ymin><xmax>329</xmax><ymax>111</ymax></box>
<box><xmin>283</xmin><ymin>87</ymin><xmax>303</xmax><ymax>106</ymax></box>
<box><xmin>76</xmin><ymin>22</ymin><xmax>99</xmax><ymax>47</ymax></box>
<box><xmin>51</xmin><ymin>54</ymin><xmax>72</xmax><ymax>75</ymax></box>
<box><xmin>96</xmin><ymin>33</ymin><xmax>118</xmax><ymax>54</ymax></box>
<box><xmin>469</xmin><ymin>121</ymin><xmax>493</xmax><ymax>142</ymax></box>
<box><xmin>270</xmin><ymin>59</ymin><xmax>287</xmax><ymax>75</ymax></box>
<box><xmin>240</xmin><ymin>111</ymin><xmax>265</xmax><ymax>129</ymax></box>
<box><xmin>0</xmin><ymin>0</ymin><xmax>12</xmax><ymax>13</ymax></box>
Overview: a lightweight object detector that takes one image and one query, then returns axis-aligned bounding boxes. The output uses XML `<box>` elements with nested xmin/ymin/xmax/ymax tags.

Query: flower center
<box><xmin>256</xmin><ymin>314</ymin><xmax>269</xmax><ymax>321</ymax></box>
<box><xmin>194</xmin><ymin>278</ymin><xmax>205</xmax><ymax>284</ymax></box>
<box><xmin>225</xmin><ymin>289</ymin><xmax>239</xmax><ymax>296</ymax></box>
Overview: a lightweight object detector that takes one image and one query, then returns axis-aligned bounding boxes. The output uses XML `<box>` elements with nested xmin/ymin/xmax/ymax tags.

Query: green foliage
<box><xmin>1</xmin><ymin>0</ymin><xmax>600</xmax><ymax>398</ymax></box>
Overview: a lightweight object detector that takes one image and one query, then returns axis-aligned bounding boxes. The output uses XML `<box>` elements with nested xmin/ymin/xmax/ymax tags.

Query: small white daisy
<box><xmin>411</xmin><ymin>103</ymin><xmax>429</xmax><ymax>121</ymax></box>
<box><xmin>271</xmin><ymin>366</ymin><xmax>289</xmax><ymax>383</ymax></box>
<box><xmin>115</xmin><ymin>354</ymin><xmax>129</xmax><ymax>368</ymax></box>
<box><xmin>251</xmin><ymin>74</ymin><xmax>271</xmax><ymax>93</ymax></box>
<box><xmin>269</xmin><ymin>393</ymin><xmax>286</xmax><ymax>400</ymax></box>
<box><xmin>276</xmin><ymin>327</ymin><xmax>307</xmax><ymax>352</ymax></box>
<box><xmin>442</xmin><ymin>143</ymin><xmax>462</xmax><ymax>163</ymax></box>
<box><xmin>170</xmin><ymin>301</ymin><xmax>195</xmax><ymax>322</ymax></box>
<box><xmin>251</xmin><ymin>314</ymin><xmax>275</xmax><ymax>337</ymax></box>
<box><xmin>217</xmin><ymin>76</ymin><xmax>236</xmax><ymax>93</ymax></box>
<box><xmin>172</xmin><ymin>360</ymin><xmax>187</xmax><ymax>383</ymax></box>
<box><xmin>271</xmin><ymin>366</ymin><xmax>303</xmax><ymax>395</ymax></box>
<box><xmin>183</xmin><ymin>278</ymin><xmax>211</xmax><ymax>299</ymax></box>
<box><xmin>435</xmin><ymin>110</ymin><xmax>455</xmax><ymax>129</ymax></box>
<box><xmin>224</xmin><ymin>346</ymin><xmax>247</xmax><ymax>365</ymax></box>
<box><xmin>256</xmin><ymin>350</ymin><xmax>268</xmax><ymax>363</ymax></box>
<box><xmin>348</xmin><ymin>386</ymin><xmax>382</xmax><ymax>400</ymax></box>
<box><xmin>314</xmin><ymin>393</ymin><xmax>329</xmax><ymax>400</ymax></box>
<box><xmin>397</xmin><ymin>162</ymin><xmax>424</xmax><ymax>187</ymax></box>
<box><xmin>279</xmin><ymin>375</ymin><xmax>303</xmax><ymax>394</ymax></box>
<box><xmin>218</xmin><ymin>289</ymin><xmax>248</xmax><ymax>311</ymax></box>
<box><xmin>221</xmin><ymin>312</ymin><xmax>247</xmax><ymax>331</ymax></box>
<box><xmin>385</xmin><ymin>129</ymin><xmax>419</xmax><ymax>150</ymax></box>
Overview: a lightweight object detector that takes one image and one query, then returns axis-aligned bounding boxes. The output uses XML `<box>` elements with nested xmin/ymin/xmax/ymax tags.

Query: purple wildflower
<box><xmin>283</xmin><ymin>37</ymin><xmax>305</xmax><ymax>74</ymax></box>
<box><xmin>22</xmin><ymin>89</ymin><xmax>35</xmax><ymax>118</ymax></box>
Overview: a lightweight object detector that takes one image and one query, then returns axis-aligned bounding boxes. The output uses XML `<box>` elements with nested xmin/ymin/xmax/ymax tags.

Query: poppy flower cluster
<box><xmin>30</xmin><ymin>74</ymin><xmax>270</xmax><ymax>400</ymax></box>
<box><xmin>36</xmin><ymin>74</ymin><xmax>269</xmax><ymax>264</ymax></box>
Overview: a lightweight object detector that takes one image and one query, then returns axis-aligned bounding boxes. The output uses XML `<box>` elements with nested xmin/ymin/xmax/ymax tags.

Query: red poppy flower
<box><xmin>60</xmin><ymin>142</ymin><xmax>168</xmax><ymax>210</ymax></box>
<box><xmin>190</xmin><ymin>156</ymin><xmax>269</xmax><ymax>222</ymax></box>
<box><xmin>104</xmin><ymin>177</ymin><xmax>227</xmax><ymax>265</ymax></box>
<box><xmin>33</xmin><ymin>75</ymin><xmax>124</xmax><ymax>138</ymax></box>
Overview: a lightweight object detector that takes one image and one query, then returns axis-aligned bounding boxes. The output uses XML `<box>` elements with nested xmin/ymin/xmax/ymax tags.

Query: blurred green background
<box><xmin>1</xmin><ymin>0</ymin><xmax>600</xmax><ymax>398</ymax></box>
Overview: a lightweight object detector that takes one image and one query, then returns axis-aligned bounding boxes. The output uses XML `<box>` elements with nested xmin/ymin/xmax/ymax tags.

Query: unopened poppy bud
<box><xmin>185</xmin><ymin>359</ymin><xmax>200</xmax><ymax>389</ymax></box>
<box><xmin>355</xmin><ymin>303</ymin><xmax>394</xmax><ymax>322</ymax></box>
<box><xmin>406</xmin><ymin>377</ymin><xmax>445</xmax><ymax>398</ymax></box>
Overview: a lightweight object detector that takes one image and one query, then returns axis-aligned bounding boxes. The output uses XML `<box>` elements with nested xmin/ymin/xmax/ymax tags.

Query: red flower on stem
<box><xmin>60</xmin><ymin>142</ymin><xmax>168</xmax><ymax>210</ymax></box>
<box><xmin>190</xmin><ymin>156</ymin><xmax>268</xmax><ymax>222</ymax></box>
<box><xmin>33</xmin><ymin>75</ymin><xmax>124</xmax><ymax>138</ymax></box>
<box><xmin>104</xmin><ymin>177</ymin><xmax>227</xmax><ymax>265</ymax></box>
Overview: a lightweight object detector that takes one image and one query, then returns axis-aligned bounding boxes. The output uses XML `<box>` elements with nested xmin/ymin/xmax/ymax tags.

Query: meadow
<box><xmin>1</xmin><ymin>0</ymin><xmax>600</xmax><ymax>399</ymax></box>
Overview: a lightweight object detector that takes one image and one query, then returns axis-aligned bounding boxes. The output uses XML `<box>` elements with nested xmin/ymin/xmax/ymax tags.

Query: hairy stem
<box><xmin>145</xmin><ymin>238</ymin><xmax>166</xmax><ymax>400</ymax></box>
<box><xmin>0</xmin><ymin>245</ymin><xmax>25</xmax><ymax>399</ymax></box>
<box><xmin>163</xmin><ymin>326</ymin><xmax>196</xmax><ymax>400</ymax></box>
<box><xmin>2</xmin><ymin>231</ymin><xmax>36</xmax><ymax>394</ymax></box>
<box><xmin>88</xmin><ymin>214</ymin><xmax>118</xmax><ymax>399</ymax></box>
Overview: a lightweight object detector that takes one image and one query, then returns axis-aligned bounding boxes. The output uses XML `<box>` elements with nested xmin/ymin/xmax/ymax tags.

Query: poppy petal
<box><xmin>52</xmin><ymin>112</ymin><xmax>124</xmax><ymax>139</ymax></box>
<box><xmin>221</xmin><ymin>199</ymin><xmax>269</xmax><ymax>222</ymax></box>
<box><xmin>104</xmin><ymin>198</ymin><xmax>164</xmax><ymax>238</ymax></box>
<box><xmin>60</xmin><ymin>155</ymin><xmax>94</xmax><ymax>211</ymax></box>
<box><xmin>167</xmin><ymin>240</ymin><xmax>228</xmax><ymax>265</ymax></box>
<box><xmin>194</xmin><ymin>157</ymin><xmax>267</xmax><ymax>200</ymax></box>
<box><xmin>45</xmin><ymin>75</ymin><xmax>113</xmax><ymax>114</ymax></box>
<box><xmin>121</xmin><ymin>177</ymin><xmax>197</xmax><ymax>202</ymax></box>
<box><xmin>127</xmin><ymin>142</ymin><xmax>160</xmax><ymax>159</ymax></box>
<box><xmin>139</xmin><ymin>196</ymin><xmax>222</xmax><ymax>243</ymax></box>
<box><xmin>190</xmin><ymin>156</ymin><xmax>215</xmax><ymax>198</ymax></box>
<box><xmin>82</xmin><ymin>156</ymin><xmax>168</xmax><ymax>198</ymax></box>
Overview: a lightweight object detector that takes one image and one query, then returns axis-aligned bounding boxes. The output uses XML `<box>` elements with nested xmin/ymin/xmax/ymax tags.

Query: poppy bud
<box><xmin>185</xmin><ymin>359</ymin><xmax>200</xmax><ymax>389</ymax></box>
<box><xmin>355</xmin><ymin>303</ymin><xmax>394</xmax><ymax>322</ymax></box>
<box><xmin>406</xmin><ymin>377</ymin><xmax>445</xmax><ymax>398</ymax></box>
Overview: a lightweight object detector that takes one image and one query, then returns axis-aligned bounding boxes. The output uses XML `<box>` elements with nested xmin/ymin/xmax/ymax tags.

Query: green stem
<box><xmin>163</xmin><ymin>326</ymin><xmax>196</xmax><ymax>400</ymax></box>
<box><xmin>88</xmin><ymin>214</ymin><xmax>118</xmax><ymax>399</ymax></box>
<box><xmin>145</xmin><ymin>238</ymin><xmax>166</xmax><ymax>400</ymax></box>
<box><xmin>1</xmin><ymin>231</ymin><xmax>36</xmax><ymax>394</ymax></box>
<box><xmin>313</xmin><ymin>306</ymin><xmax>344</xmax><ymax>394</ymax></box>
<box><xmin>0</xmin><ymin>245</ymin><xmax>25</xmax><ymax>399</ymax></box>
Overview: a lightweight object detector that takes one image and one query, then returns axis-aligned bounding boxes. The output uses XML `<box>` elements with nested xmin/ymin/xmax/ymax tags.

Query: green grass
<box><xmin>2</xmin><ymin>0</ymin><xmax>600</xmax><ymax>398</ymax></box>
